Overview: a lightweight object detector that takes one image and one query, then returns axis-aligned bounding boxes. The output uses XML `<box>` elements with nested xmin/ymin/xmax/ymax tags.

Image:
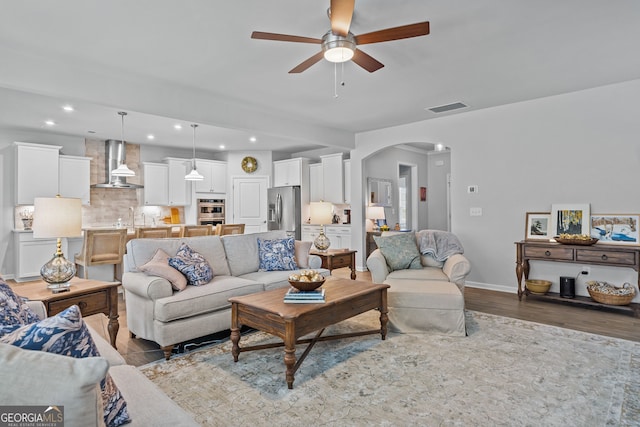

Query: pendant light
<box><xmin>185</xmin><ymin>123</ymin><xmax>204</xmax><ymax>181</ymax></box>
<box><xmin>111</xmin><ymin>111</ymin><xmax>136</xmax><ymax>177</ymax></box>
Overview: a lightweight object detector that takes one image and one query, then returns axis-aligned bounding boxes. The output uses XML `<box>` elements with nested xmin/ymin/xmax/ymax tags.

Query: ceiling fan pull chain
<box><xmin>341</xmin><ymin>61</ymin><xmax>346</xmax><ymax>87</ymax></box>
<box><xmin>334</xmin><ymin>62</ymin><xmax>339</xmax><ymax>98</ymax></box>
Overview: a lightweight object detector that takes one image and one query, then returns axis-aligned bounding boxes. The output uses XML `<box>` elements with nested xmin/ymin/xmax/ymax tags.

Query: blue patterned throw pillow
<box><xmin>0</xmin><ymin>305</ymin><xmax>130</xmax><ymax>427</ymax></box>
<box><xmin>258</xmin><ymin>237</ymin><xmax>298</xmax><ymax>271</ymax></box>
<box><xmin>373</xmin><ymin>233</ymin><xmax>422</xmax><ymax>271</ymax></box>
<box><xmin>168</xmin><ymin>243</ymin><xmax>213</xmax><ymax>286</ymax></box>
<box><xmin>0</xmin><ymin>279</ymin><xmax>40</xmax><ymax>331</ymax></box>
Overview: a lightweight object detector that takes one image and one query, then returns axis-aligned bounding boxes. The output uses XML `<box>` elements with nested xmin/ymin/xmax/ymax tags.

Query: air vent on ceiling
<box><xmin>427</xmin><ymin>102</ymin><xmax>468</xmax><ymax>113</ymax></box>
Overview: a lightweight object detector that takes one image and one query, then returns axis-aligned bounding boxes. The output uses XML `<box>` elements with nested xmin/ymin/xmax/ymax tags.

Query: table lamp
<box><xmin>32</xmin><ymin>196</ymin><xmax>82</xmax><ymax>292</ymax></box>
<box><xmin>310</xmin><ymin>201</ymin><xmax>333</xmax><ymax>251</ymax></box>
<box><xmin>366</xmin><ymin>206</ymin><xmax>386</xmax><ymax>231</ymax></box>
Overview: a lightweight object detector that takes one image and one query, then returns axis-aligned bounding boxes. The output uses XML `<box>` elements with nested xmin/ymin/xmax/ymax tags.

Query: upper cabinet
<box><xmin>195</xmin><ymin>159</ymin><xmax>227</xmax><ymax>193</ymax></box>
<box><xmin>309</xmin><ymin>163</ymin><xmax>323</xmax><ymax>202</ymax></box>
<box><xmin>165</xmin><ymin>157</ymin><xmax>191</xmax><ymax>206</ymax></box>
<box><xmin>322</xmin><ymin>153</ymin><xmax>346</xmax><ymax>204</ymax></box>
<box><xmin>143</xmin><ymin>162</ymin><xmax>169</xmax><ymax>206</ymax></box>
<box><xmin>343</xmin><ymin>159</ymin><xmax>351</xmax><ymax>204</ymax></box>
<box><xmin>15</xmin><ymin>142</ymin><xmax>61</xmax><ymax>205</ymax></box>
<box><xmin>273</xmin><ymin>158</ymin><xmax>309</xmax><ymax>187</ymax></box>
<box><xmin>59</xmin><ymin>155</ymin><xmax>91</xmax><ymax>205</ymax></box>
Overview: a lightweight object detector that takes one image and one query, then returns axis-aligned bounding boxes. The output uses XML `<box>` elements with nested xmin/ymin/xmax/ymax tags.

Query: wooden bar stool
<box><xmin>179</xmin><ymin>225</ymin><xmax>212</xmax><ymax>237</ymax></box>
<box><xmin>74</xmin><ymin>229</ymin><xmax>127</xmax><ymax>281</ymax></box>
<box><xmin>215</xmin><ymin>224</ymin><xmax>245</xmax><ymax>235</ymax></box>
<box><xmin>136</xmin><ymin>227</ymin><xmax>172</xmax><ymax>238</ymax></box>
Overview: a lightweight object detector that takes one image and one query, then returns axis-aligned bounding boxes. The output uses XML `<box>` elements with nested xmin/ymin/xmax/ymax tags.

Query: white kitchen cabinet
<box><xmin>321</xmin><ymin>153</ymin><xmax>344</xmax><ymax>204</ymax></box>
<box><xmin>165</xmin><ymin>157</ymin><xmax>191</xmax><ymax>206</ymax></box>
<box><xmin>343</xmin><ymin>159</ymin><xmax>351</xmax><ymax>204</ymax></box>
<box><xmin>273</xmin><ymin>158</ymin><xmax>309</xmax><ymax>187</ymax></box>
<box><xmin>59</xmin><ymin>155</ymin><xmax>91</xmax><ymax>205</ymax></box>
<box><xmin>195</xmin><ymin>159</ymin><xmax>227</xmax><ymax>193</ymax></box>
<box><xmin>15</xmin><ymin>142</ymin><xmax>61</xmax><ymax>205</ymax></box>
<box><xmin>308</xmin><ymin>163</ymin><xmax>323</xmax><ymax>202</ymax></box>
<box><xmin>325</xmin><ymin>225</ymin><xmax>352</xmax><ymax>249</ymax></box>
<box><xmin>13</xmin><ymin>231</ymin><xmax>65</xmax><ymax>282</ymax></box>
<box><xmin>143</xmin><ymin>162</ymin><xmax>169</xmax><ymax>206</ymax></box>
<box><xmin>301</xmin><ymin>224</ymin><xmax>323</xmax><ymax>243</ymax></box>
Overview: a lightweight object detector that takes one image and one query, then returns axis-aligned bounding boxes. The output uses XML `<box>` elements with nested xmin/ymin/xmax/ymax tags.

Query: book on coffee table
<box><xmin>284</xmin><ymin>288</ymin><xmax>325</xmax><ymax>303</ymax></box>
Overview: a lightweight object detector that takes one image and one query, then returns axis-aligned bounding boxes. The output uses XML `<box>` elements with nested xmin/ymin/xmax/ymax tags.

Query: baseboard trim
<box><xmin>465</xmin><ymin>281</ymin><xmax>517</xmax><ymax>294</ymax></box>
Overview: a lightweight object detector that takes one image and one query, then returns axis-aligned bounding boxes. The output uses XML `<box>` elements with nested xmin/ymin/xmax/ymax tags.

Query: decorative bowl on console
<box><xmin>525</xmin><ymin>279</ymin><xmax>552</xmax><ymax>295</ymax></box>
<box><xmin>553</xmin><ymin>234</ymin><xmax>599</xmax><ymax>246</ymax></box>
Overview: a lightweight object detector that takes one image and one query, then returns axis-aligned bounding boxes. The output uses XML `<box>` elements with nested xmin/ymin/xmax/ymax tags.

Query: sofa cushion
<box><xmin>222</xmin><ymin>230</ymin><xmax>287</xmax><ymax>276</ymax></box>
<box><xmin>126</xmin><ymin>236</ymin><xmax>231</xmax><ymax>277</ymax></box>
<box><xmin>373</xmin><ymin>233</ymin><xmax>422</xmax><ymax>271</ymax></box>
<box><xmin>0</xmin><ymin>279</ymin><xmax>40</xmax><ymax>328</ymax></box>
<box><xmin>295</xmin><ymin>240</ymin><xmax>313</xmax><ymax>268</ymax></box>
<box><xmin>154</xmin><ymin>276</ymin><xmax>263</xmax><ymax>322</ymax></box>
<box><xmin>0</xmin><ymin>343</ymin><xmax>108</xmax><ymax>427</ymax></box>
<box><xmin>238</xmin><ymin>267</ymin><xmax>327</xmax><ymax>292</ymax></box>
<box><xmin>258</xmin><ymin>237</ymin><xmax>298</xmax><ymax>271</ymax></box>
<box><xmin>139</xmin><ymin>249</ymin><xmax>187</xmax><ymax>291</ymax></box>
<box><xmin>169</xmin><ymin>243</ymin><xmax>213</xmax><ymax>286</ymax></box>
<box><xmin>0</xmin><ymin>305</ymin><xmax>130</xmax><ymax>427</ymax></box>
<box><xmin>386</xmin><ymin>267</ymin><xmax>449</xmax><ymax>282</ymax></box>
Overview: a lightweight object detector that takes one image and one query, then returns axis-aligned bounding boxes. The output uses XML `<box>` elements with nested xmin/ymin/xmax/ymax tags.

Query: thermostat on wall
<box><xmin>467</xmin><ymin>185</ymin><xmax>479</xmax><ymax>194</ymax></box>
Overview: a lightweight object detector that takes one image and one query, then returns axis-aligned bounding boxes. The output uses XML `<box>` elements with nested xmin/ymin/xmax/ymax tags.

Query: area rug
<box><xmin>140</xmin><ymin>311</ymin><xmax>640</xmax><ymax>426</ymax></box>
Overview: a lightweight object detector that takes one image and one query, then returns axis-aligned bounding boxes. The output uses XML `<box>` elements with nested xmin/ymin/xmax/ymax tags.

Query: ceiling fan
<box><xmin>251</xmin><ymin>0</ymin><xmax>430</xmax><ymax>73</ymax></box>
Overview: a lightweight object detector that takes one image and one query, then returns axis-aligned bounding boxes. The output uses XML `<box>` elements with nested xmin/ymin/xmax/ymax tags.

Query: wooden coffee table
<box><xmin>229</xmin><ymin>278</ymin><xmax>389</xmax><ymax>389</ymax></box>
<box><xmin>8</xmin><ymin>277</ymin><xmax>120</xmax><ymax>348</ymax></box>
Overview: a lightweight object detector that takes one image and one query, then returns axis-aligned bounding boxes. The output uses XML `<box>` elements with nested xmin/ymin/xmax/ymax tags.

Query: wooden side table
<box><xmin>9</xmin><ymin>277</ymin><xmax>120</xmax><ymax>348</ymax></box>
<box><xmin>311</xmin><ymin>249</ymin><xmax>357</xmax><ymax>279</ymax></box>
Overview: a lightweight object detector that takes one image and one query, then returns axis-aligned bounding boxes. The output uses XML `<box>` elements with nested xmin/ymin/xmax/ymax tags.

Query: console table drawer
<box><xmin>576</xmin><ymin>249</ymin><xmax>637</xmax><ymax>266</ymax></box>
<box><xmin>48</xmin><ymin>290</ymin><xmax>109</xmax><ymax>316</ymax></box>
<box><xmin>523</xmin><ymin>246</ymin><xmax>574</xmax><ymax>260</ymax></box>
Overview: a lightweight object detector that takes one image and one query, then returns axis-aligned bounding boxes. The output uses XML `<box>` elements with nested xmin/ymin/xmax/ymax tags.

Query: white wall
<box><xmin>353</xmin><ymin>79</ymin><xmax>640</xmax><ymax>301</ymax></box>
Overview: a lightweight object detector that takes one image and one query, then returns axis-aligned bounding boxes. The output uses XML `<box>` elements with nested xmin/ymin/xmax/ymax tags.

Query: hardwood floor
<box><xmin>76</xmin><ymin>268</ymin><xmax>640</xmax><ymax>366</ymax></box>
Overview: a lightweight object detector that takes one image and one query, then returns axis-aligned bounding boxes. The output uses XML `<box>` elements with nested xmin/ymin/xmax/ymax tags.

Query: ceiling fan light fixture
<box><xmin>322</xmin><ymin>31</ymin><xmax>355</xmax><ymax>63</ymax></box>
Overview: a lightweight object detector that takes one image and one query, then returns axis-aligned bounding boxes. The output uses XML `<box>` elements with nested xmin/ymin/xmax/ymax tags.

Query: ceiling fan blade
<box><xmin>251</xmin><ymin>31</ymin><xmax>322</xmax><ymax>44</ymax></box>
<box><xmin>355</xmin><ymin>21</ymin><xmax>430</xmax><ymax>45</ymax></box>
<box><xmin>289</xmin><ymin>51</ymin><xmax>325</xmax><ymax>73</ymax></box>
<box><xmin>330</xmin><ymin>0</ymin><xmax>355</xmax><ymax>36</ymax></box>
<box><xmin>352</xmin><ymin>49</ymin><xmax>384</xmax><ymax>73</ymax></box>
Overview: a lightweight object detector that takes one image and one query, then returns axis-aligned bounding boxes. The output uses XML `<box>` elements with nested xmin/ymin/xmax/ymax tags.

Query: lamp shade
<box><xmin>366</xmin><ymin>206</ymin><xmax>386</xmax><ymax>220</ymax></box>
<box><xmin>310</xmin><ymin>202</ymin><xmax>333</xmax><ymax>225</ymax></box>
<box><xmin>33</xmin><ymin>197</ymin><xmax>82</xmax><ymax>238</ymax></box>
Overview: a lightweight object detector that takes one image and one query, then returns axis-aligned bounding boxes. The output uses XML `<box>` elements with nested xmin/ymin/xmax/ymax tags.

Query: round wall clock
<box><xmin>241</xmin><ymin>156</ymin><xmax>258</xmax><ymax>173</ymax></box>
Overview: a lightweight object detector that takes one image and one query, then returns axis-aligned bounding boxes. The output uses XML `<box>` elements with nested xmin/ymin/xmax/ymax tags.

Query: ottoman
<box><xmin>384</xmin><ymin>278</ymin><xmax>466</xmax><ymax>336</ymax></box>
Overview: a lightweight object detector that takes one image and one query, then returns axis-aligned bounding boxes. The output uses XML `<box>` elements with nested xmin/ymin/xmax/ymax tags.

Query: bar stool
<box><xmin>215</xmin><ymin>224</ymin><xmax>245</xmax><ymax>235</ymax></box>
<box><xmin>179</xmin><ymin>225</ymin><xmax>212</xmax><ymax>237</ymax></box>
<box><xmin>136</xmin><ymin>227</ymin><xmax>172</xmax><ymax>238</ymax></box>
<box><xmin>74</xmin><ymin>229</ymin><xmax>127</xmax><ymax>281</ymax></box>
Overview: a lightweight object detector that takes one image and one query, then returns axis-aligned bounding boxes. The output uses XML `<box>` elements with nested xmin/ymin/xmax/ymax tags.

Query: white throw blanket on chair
<box><xmin>417</xmin><ymin>230</ymin><xmax>464</xmax><ymax>262</ymax></box>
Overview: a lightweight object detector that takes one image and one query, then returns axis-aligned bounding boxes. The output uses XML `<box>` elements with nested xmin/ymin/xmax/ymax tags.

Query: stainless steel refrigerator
<box><xmin>267</xmin><ymin>186</ymin><xmax>301</xmax><ymax>240</ymax></box>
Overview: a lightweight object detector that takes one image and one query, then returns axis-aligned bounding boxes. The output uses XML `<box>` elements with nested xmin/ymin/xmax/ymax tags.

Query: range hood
<box><xmin>92</xmin><ymin>139</ymin><xmax>143</xmax><ymax>189</ymax></box>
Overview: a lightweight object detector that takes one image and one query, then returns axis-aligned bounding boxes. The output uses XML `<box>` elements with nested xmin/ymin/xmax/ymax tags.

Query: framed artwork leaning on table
<box><xmin>550</xmin><ymin>203</ymin><xmax>590</xmax><ymax>237</ymax></box>
<box><xmin>590</xmin><ymin>214</ymin><xmax>639</xmax><ymax>245</ymax></box>
<box><xmin>525</xmin><ymin>212</ymin><xmax>551</xmax><ymax>240</ymax></box>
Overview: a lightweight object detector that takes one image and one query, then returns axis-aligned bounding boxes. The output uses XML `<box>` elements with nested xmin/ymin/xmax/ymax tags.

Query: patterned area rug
<box><xmin>140</xmin><ymin>311</ymin><xmax>640</xmax><ymax>426</ymax></box>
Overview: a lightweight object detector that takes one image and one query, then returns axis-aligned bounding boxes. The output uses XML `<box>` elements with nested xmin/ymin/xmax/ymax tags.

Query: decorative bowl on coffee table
<box><xmin>288</xmin><ymin>278</ymin><xmax>325</xmax><ymax>292</ymax></box>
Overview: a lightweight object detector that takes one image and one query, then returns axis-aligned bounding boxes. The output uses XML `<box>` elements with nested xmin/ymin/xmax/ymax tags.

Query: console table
<box><xmin>515</xmin><ymin>240</ymin><xmax>640</xmax><ymax>316</ymax></box>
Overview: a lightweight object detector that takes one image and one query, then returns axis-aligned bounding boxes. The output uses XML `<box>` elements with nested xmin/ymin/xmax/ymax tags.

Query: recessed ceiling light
<box><xmin>45</xmin><ymin>120</ymin><xmax>55</xmax><ymax>126</ymax></box>
<box><xmin>147</xmin><ymin>134</ymin><xmax>155</xmax><ymax>140</ymax></box>
<box><xmin>174</xmin><ymin>124</ymin><xmax>182</xmax><ymax>130</ymax></box>
<box><xmin>219</xmin><ymin>145</ymin><xmax>225</xmax><ymax>150</ymax></box>
<box><xmin>249</xmin><ymin>136</ymin><xmax>257</xmax><ymax>143</ymax></box>
<box><xmin>62</xmin><ymin>105</ymin><xmax>74</xmax><ymax>112</ymax></box>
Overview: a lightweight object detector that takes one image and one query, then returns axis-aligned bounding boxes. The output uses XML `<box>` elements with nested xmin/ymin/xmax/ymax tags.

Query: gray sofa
<box><xmin>366</xmin><ymin>231</ymin><xmax>471</xmax><ymax>335</ymax></box>
<box><xmin>0</xmin><ymin>301</ymin><xmax>197</xmax><ymax>426</ymax></box>
<box><xmin>122</xmin><ymin>230</ymin><xmax>327</xmax><ymax>359</ymax></box>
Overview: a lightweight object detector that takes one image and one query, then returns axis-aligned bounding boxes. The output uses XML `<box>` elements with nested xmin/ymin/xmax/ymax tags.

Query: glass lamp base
<box><xmin>41</xmin><ymin>252</ymin><xmax>76</xmax><ymax>292</ymax></box>
<box><xmin>314</xmin><ymin>231</ymin><xmax>331</xmax><ymax>252</ymax></box>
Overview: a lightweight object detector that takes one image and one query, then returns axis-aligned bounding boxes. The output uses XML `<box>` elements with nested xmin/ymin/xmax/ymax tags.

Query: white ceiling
<box><xmin>1</xmin><ymin>1</ymin><xmax>639</xmax><ymax>155</ymax></box>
